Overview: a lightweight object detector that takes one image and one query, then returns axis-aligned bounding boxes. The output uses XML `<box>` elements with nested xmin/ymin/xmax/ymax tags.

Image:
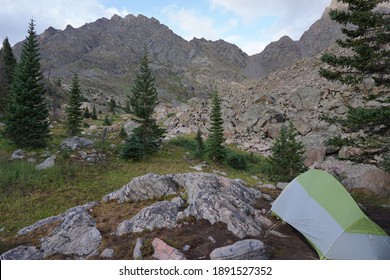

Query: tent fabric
<box><xmin>270</xmin><ymin>169</ymin><xmax>390</xmax><ymax>260</ymax></box>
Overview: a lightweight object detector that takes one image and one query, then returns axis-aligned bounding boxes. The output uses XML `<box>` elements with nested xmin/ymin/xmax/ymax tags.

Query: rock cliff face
<box><xmin>12</xmin><ymin>1</ymin><xmax>349</xmax><ymax>105</ymax></box>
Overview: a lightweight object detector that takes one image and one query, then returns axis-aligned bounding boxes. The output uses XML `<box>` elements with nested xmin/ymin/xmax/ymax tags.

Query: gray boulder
<box><xmin>10</xmin><ymin>149</ymin><xmax>25</xmax><ymax>160</ymax></box>
<box><xmin>210</xmin><ymin>239</ymin><xmax>267</xmax><ymax>260</ymax></box>
<box><xmin>0</xmin><ymin>246</ymin><xmax>43</xmax><ymax>260</ymax></box>
<box><xmin>124</xmin><ymin>120</ymin><xmax>139</xmax><ymax>135</ymax></box>
<box><xmin>133</xmin><ymin>238</ymin><xmax>144</xmax><ymax>260</ymax></box>
<box><xmin>100</xmin><ymin>248</ymin><xmax>115</xmax><ymax>258</ymax></box>
<box><xmin>18</xmin><ymin>202</ymin><xmax>97</xmax><ymax>236</ymax></box>
<box><xmin>40</xmin><ymin>204</ymin><xmax>102</xmax><ymax>258</ymax></box>
<box><xmin>342</xmin><ymin>168</ymin><xmax>390</xmax><ymax>197</ymax></box>
<box><xmin>314</xmin><ymin>159</ymin><xmax>390</xmax><ymax>196</ymax></box>
<box><xmin>116</xmin><ymin>201</ymin><xmax>180</xmax><ymax>236</ymax></box>
<box><xmin>36</xmin><ymin>155</ymin><xmax>56</xmax><ymax>170</ymax></box>
<box><xmin>60</xmin><ymin>136</ymin><xmax>94</xmax><ymax>150</ymax></box>
<box><xmin>171</xmin><ymin>196</ymin><xmax>185</xmax><ymax>207</ymax></box>
<box><xmin>103</xmin><ymin>173</ymin><xmax>178</xmax><ymax>203</ymax></box>
<box><xmin>172</xmin><ymin>173</ymin><xmax>263</xmax><ymax>238</ymax></box>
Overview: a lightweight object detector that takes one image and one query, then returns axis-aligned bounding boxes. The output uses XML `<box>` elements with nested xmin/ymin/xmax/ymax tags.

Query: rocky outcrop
<box><xmin>108</xmin><ymin>172</ymin><xmax>265</xmax><ymax>238</ymax></box>
<box><xmin>251</xmin><ymin>36</ymin><xmax>303</xmax><ymax>77</ymax></box>
<box><xmin>209</xmin><ymin>239</ymin><xmax>266</xmax><ymax>260</ymax></box>
<box><xmin>0</xmin><ymin>246</ymin><xmax>43</xmax><ymax>260</ymax></box>
<box><xmin>18</xmin><ymin>202</ymin><xmax>97</xmax><ymax>236</ymax></box>
<box><xmin>12</xmin><ymin>0</ymin><xmax>353</xmax><ymax>112</ymax></box>
<box><xmin>172</xmin><ymin>173</ymin><xmax>263</xmax><ymax>238</ymax></box>
<box><xmin>40</xmin><ymin>204</ymin><xmax>102</xmax><ymax>258</ymax></box>
<box><xmin>342</xmin><ymin>168</ymin><xmax>390</xmax><ymax>197</ymax></box>
<box><xmin>152</xmin><ymin>238</ymin><xmax>187</xmax><ymax>260</ymax></box>
<box><xmin>60</xmin><ymin>136</ymin><xmax>94</xmax><ymax>150</ymax></box>
<box><xmin>103</xmin><ymin>173</ymin><xmax>179</xmax><ymax>203</ymax></box>
<box><xmin>115</xmin><ymin>201</ymin><xmax>180</xmax><ymax>236</ymax></box>
<box><xmin>313</xmin><ymin>159</ymin><xmax>390</xmax><ymax>196</ymax></box>
<box><xmin>4</xmin><ymin>202</ymin><xmax>101</xmax><ymax>259</ymax></box>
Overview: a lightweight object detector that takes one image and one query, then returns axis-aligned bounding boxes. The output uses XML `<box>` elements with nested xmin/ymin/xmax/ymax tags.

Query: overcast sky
<box><xmin>0</xmin><ymin>0</ymin><xmax>332</xmax><ymax>55</ymax></box>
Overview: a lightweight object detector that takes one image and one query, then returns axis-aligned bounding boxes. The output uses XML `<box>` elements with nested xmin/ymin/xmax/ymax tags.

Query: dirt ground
<box><xmin>2</xmin><ymin>190</ymin><xmax>389</xmax><ymax>260</ymax></box>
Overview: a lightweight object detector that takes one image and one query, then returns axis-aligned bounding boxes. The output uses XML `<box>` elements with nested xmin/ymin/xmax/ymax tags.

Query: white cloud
<box><xmin>0</xmin><ymin>0</ymin><xmax>129</xmax><ymax>45</ymax></box>
<box><xmin>210</xmin><ymin>0</ymin><xmax>331</xmax><ymax>23</ymax></box>
<box><xmin>210</xmin><ymin>0</ymin><xmax>332</xmax><ymax>41</ymax></box>
<box><xmin>162</xmin><ymin>5</ymin><xmax>223</xmax><ymax>41</ymax></box>
<box><xmin>208</xmin><ymin>0</ymin><xmax>332</xmax><ymax>54</ymax></box>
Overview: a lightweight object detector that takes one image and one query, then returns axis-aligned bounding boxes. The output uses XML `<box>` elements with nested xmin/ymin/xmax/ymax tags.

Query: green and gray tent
<box><xmin>271</xmin><ymin>169</ymin><xmax>390</xmax><ymax>260</ymax></box>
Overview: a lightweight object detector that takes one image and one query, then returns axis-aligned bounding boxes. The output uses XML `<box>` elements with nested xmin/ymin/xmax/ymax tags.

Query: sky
<box><xmin>0</xmin><ymin>0</ymin><xmax>332</xmax><ymax>55</ymax></box>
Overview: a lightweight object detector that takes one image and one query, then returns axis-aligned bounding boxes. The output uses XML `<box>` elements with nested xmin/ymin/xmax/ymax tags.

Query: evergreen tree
<box><xmin>103</xmin><ymin>115</ymin><xmax>112</xmax><ymax>126</ymax></box>
<box><xmin>124</xmin><ymin>100</ymin><xmax>131</xmax><ymax>114</ymax></box>
<box><xmin>268</xmin><ymin>122</ymin><xmax>306</xmax><ymax>182</ymax></box>
<box><xmin>194</xmin><ymin>127</ymin><xmax>205</xmax><ymax>158</ymax></box>
<box><xmin>3</xmin><ymin>20</ymin><xmax>51</xmax><ymax>148</ymax></box>
<box><xmin>0</xmin><ymin>37</ymin><xmax>17</xmax><ymax>113</ymax></box>
<box><xmin>83</xmin><ymin>106</ymin><xmax>90</xmax><ymax>119</ymax></box>
<box><xmin>206</xmin><ymin>91</ymin><xmax>226</xmax><ymax>163</ymax></box>
<box><xmin>120</xmin><ymin>133</ymin><xmax>144</xmax><ymax>161</ymax></box>
<box><xmin>320</xmin><ymin>0</ymin><xmax>390</xmax><ymax>87</ymax></box>
<box><xmin>122</xmin><ymin>48</ymin><xmax>165</xmax><ymax>158</ymax></box>
<box><xmin>319</xmin><ymin>0</ymin><xmax>390</xmax><ymax>164</ymax></box>
<box><xmin>119</xmin><ymin>126</ymin><xmax>128</xmax><ymax>139</ymax></box>
<box><xmin>91</xmin><ymin>105</ymin><xmax>98</xmax><ymax>120</ymax></box>
<box><xmin>109</xmin><ymin>98</ymin><xmax>116</xmax><ymax>114</ymax></box>
<box><xmin>65</xmin><ymin>74</ymin><xmax>83</xmax><ymax>136</ymax></box>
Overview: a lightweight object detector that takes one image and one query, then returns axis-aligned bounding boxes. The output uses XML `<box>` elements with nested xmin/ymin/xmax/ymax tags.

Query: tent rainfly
<box><xmin>271</xmin><ymin>169</ymin><xmax>390</xmax><ymax>260</ymax></box>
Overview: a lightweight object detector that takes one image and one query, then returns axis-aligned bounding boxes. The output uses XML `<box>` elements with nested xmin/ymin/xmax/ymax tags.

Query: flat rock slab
<box><xmin>152</xmin><ymin>238</ymin><xmax>187</xmax><ymax>260</ymax></box>
<box><xmin>116</xmin><ymin>201</ymin><xmax>180</xmax><ymax>236</ymax></box>
<box><xmin>210</xmin><ymin>239</ymin><xmax>267</xmax><ymax>260</ymax></box>
<box><xmin>16</xmin><ymin>202</ymin><xmax>103</xmax><ymax>258</ymax></box>
<box><xmin>172</xmin><ymin>173</ymin><xmax>263</xmax><ymax>238</ymax></box>
<box><xmin>41</xmin><ymin>208</ymin><xmax>102</xmax><ymax>258</ymax></box>
<box><xmin>103</xmin><ymin>173</ymin><xmax>178</xmax><ymax>203</ymax></box>
<box><xmin>100</xmin><ymin>248</ymin><xmax>115</xmax><ymax>258</ymax></box>
<box><xmin>17</xmin><ymin>202</ymin><xmax>97</xmax><ymax>236</ymax></box>
<box><xmin>107</xmin><ymin>172</ymin><xmax>264</xmax><ymax>238</ymax></box>
<box><xmin>0</xmin><ymin>246</ymin><xmax>43</xmax><ymax>260</ymax></box>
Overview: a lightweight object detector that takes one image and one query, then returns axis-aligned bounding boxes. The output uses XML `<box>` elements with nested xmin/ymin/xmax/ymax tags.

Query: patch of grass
<box><xmin>351</xmin><ymin>189</ymin><xmax>390</xmax><ymax>206</ymax></box>
<box><xmin>0</xmin><ymin>121</ymin><xmax>271</xmax><ymax>242</ymax></box>
<box><xmin>141</xmin><ymin>238</ymin><xmax>154</xmax><ymax>258</ymax></box>
<box><xmin>0</xmin><ymin>139</ymin><xmax>195</xmax><ymax>239</ymax></box>
<box><xmin>168</xmin><ymin>136</ymin><xmax>197</xmax><ymax>152</ymax></box>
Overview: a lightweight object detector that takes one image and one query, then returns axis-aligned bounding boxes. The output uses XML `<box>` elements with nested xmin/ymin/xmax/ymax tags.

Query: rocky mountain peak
<box><xmin>329</xmin><ymin>0</ymin><xmax>348</xmax><ymax>10</ymax></box>
<box><xmin>11</xmin><ymin>2</ymin><xmax>357</xmax><ymax>106</ymax></box>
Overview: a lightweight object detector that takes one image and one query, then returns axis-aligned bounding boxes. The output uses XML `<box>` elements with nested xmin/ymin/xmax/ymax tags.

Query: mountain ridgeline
<box><xmin>12</xmin><ymin>1</ymin><xmax>345</xmax><ymax>104</ymax></box>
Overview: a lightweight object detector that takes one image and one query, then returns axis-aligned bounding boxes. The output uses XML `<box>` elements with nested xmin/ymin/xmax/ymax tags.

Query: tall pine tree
<box><xmin>268</xmin><ymin>122</ymin><xmax>306</xmax><ymax>182</ymax></box>
<box><xmin>206</xmin><ymin>91</ymin><xmax>226</xmax><ymax>163</ymax></box>
<box><xmin>320</xmin><ymin>0</ymin><xmax>389</xmax><ymax>87</ymax></box>
<box><xmin>66</xmin><ymin>74</ymin><xmax>83</xmax><ymax>136</ymax></box>
<box><xmin>319</xmin><ymin>0</ymin><xmax>390</xmax><ymax>165</ymax></box>
<box><xmin>122</xmin><ymin>48</ymin><xmax>165</xmax><ymax>159</ymax></box>
<box><xmin>0</xmin><ymin>37</ymin><xmax>17</xmax><ymax>113</ymax></box>
<box><xmin>3</xmin><ymin>20</ymin><xmax>50</xmax><ymax>148</ymax></box>
<box><xmin>194</xmin><ymin>127</ymin><xmax>205</xmax><ymax>158</ymax></box>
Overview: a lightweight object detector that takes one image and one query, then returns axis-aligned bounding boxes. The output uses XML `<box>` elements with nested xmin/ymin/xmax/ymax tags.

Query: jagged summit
<box><xmin>12</xmin><ymin>2</ymin><xmax>350</xmax><ymax>103</ymax></box>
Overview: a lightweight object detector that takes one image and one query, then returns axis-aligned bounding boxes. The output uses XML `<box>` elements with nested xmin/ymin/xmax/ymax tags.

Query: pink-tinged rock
<box><xmin>152</xmin><ymin>238</ymin><xmax>186</xmax><ymax>260</ymax></box>
<box><xmin>342</xmin><ymin>168</ymin><xmax>390</xmax><ymax>197</ymax></box>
